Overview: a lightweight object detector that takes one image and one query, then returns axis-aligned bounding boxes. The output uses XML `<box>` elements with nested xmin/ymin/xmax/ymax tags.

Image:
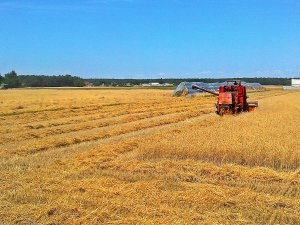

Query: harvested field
<box><xmin>0</xmin><ymin>88</ymin><xmax>299</xmax><ymax>224</ymax></box>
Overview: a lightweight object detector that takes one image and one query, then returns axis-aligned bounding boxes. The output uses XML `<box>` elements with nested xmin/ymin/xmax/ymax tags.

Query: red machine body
<box><xmin>192</xmin><ymin>81</ymin><xmax>258</xmax><ymax>116</ymax></box>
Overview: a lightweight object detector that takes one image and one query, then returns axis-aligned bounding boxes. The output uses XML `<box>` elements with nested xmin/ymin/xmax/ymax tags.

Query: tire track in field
<box><xmin>246</xmin><ymin>181</ymin><xmax>300</xmax><ymax>198</ymax></box>
<box><xmin>206</xmin><ymin>176</ymin><xmax>299</xmax><ymax>199</ymax></box>
<box><xmin>245</xmin><ymin>208</ymin><xmax>299</xmax><ymax>225</ymax></box>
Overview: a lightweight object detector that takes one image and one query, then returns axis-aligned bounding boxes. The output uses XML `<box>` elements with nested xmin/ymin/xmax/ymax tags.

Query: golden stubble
<box><xmin>0</xmin><ymin>88</ymin><xmax>299</xmax><ymax>224</ymax></box>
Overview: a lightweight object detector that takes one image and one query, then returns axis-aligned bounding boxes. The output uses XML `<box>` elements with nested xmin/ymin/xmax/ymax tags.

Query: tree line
<box><xmin>0</xmin><ymin>71</ymin><xmax>294</xmax><ymax>88</ymax></box>
<box><xmin>86</xmin><ymin>77</ymin><xmax>292</xmax><ymax>86</ymax></box>
<box><xmin>0</xmin><ymin>71</ymin><xmax>84</xmax><ymax>88</ymax></box>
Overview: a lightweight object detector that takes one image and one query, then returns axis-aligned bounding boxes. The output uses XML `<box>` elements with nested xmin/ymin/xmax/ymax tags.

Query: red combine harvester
<box><xmin>192</xmin><ymin>80</ymin><xmax>258</xmax><ymax>116</ymax></box>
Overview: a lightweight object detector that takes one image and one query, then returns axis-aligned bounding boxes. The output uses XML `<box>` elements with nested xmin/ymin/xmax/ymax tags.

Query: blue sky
<box><xmin>0</xmin><ymin>0</ymin><xmax>300</xmax><ymax>78</ymax></box>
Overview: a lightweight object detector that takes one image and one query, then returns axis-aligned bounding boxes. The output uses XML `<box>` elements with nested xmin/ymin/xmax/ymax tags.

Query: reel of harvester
<box><xmin>192</xmin><ymin>80</ymin><xmax>258</xmax><ymax>116</ymax></box>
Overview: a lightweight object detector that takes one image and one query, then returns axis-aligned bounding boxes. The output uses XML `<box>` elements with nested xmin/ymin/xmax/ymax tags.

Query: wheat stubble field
<box><xmin>0</xmin><ymin>88</ymin><xmax>299</xmax><ymax>224</ymax></box>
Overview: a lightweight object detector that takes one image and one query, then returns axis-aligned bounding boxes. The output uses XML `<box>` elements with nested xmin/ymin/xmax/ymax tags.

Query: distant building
<box><xmin>291</xmin><ymin>79</ymin><xmax>300</xmax><ymax>87</ymax></box>
<box><xmin>150</xmin><ymin>83</ymin><xmax>161</xmax><ymax>86</ymax></box>
<box><xmin>84</xmin><ymin>81</ymin><xmax>94</xmax><ymax>87</ymax></box>
<box><xmin>141</xmin><ymin>83</ymin><xmax>163</xmax><ymax>87</ymax></box>
<box><xmin>283</xmin><ymin>78</ymin><xmax>300</xmax><ymax>90</ymax></box>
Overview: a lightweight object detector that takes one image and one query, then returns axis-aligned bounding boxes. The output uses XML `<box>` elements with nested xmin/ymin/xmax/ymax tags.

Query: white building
<box><xmin>283</xmin><ymin>78</ymin><xmax>300</xmax><ymax>90</ymax></box>
<box><xmin>150</xmin><ymin>83</ymin><xmax>161</xmax><ymax>86</ymax></box>
<box><xmin>141</xmin><ymin>83</ymin><xmax>162</xmax><ymax>87</ymax></box>
<box><xmin>291</xmin><ymin>79</ymin><xmax>300</xmax><ymax>87</ymax></box>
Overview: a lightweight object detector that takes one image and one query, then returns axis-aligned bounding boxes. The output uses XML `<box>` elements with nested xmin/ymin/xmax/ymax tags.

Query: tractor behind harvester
<box><xmin>192</xmin><ymin>80</ymin><xmax>258</xmax><ymax>116</ymax></box>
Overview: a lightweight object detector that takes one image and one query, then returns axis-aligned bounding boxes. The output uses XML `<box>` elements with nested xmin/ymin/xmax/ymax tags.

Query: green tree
<box><xmin>0</xmin><ymin>74</ymin><xmax>4</xmax><ymax>84</ymax></box>
<box><xmin>73</xmin><ymin>78</ymin><xmax>84</xmax><ymax>87</ymax></box>
<box><xmin>5</xmin><ymin>71</ymin><xmax>20</xmax><ymax>88</ymax></box>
